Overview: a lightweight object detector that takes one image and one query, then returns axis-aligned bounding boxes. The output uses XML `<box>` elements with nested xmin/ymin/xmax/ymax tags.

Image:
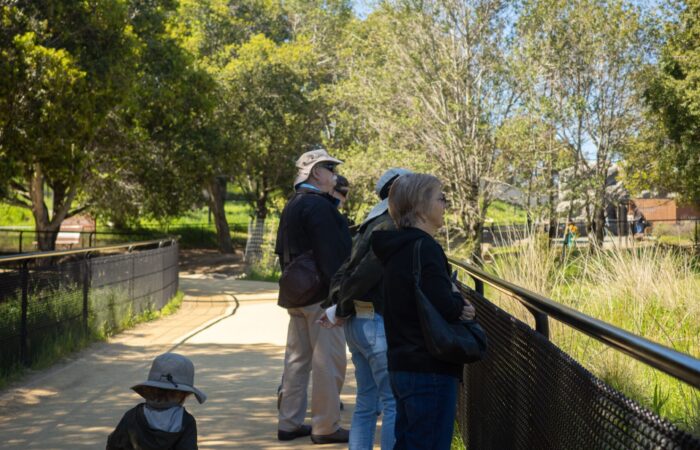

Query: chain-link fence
<box><xmin>0</xmin><ymin>240</ymin><xmax>178</xmax><ymax>377</ymax></box>
<box><xmin>453</xmin><ymin>270</ymin><xmax>700</xmax><ymax>449</ymax></box>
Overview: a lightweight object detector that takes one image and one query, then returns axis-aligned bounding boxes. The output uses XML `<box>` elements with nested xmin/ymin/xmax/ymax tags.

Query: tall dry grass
<box><xmin>485</xmin><ymin>232</ymin><xmax>700</xmax><ymax>433</ymax></box>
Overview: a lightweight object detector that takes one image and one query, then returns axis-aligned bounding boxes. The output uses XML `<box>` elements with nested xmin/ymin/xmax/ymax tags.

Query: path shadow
<box><xmin>0</xmin><ymin>342</ymin><xmax>358</xmax><ymax>449</ymax></box>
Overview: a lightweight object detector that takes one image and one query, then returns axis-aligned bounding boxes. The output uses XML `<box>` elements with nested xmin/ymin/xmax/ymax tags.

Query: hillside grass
<box><xmin>0</xmin><ymin>203</ymin><xmax>33</xmax><ymax>227</ymax></box>
<box><xmin>484</xmin><ymin>200</ymin><xmax>528</xmax><ymax>225</ymax></box>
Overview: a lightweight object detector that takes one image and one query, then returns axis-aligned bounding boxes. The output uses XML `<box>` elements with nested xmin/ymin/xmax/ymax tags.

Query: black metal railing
<box><xmin>449</xmin><ymin>256</ymin><xmax>700</xmax><ymax>449</ymax></box>
<box><xmin>0</xmin><ymin>240</ymin><xmax>179</xmax><ymax>376</ymax></box>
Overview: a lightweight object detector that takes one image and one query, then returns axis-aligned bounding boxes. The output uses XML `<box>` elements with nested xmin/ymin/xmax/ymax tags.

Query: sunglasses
<box><xmin>319</xmin><ymin>163</ymin><xmax>337</xmax><ymax>173</ymax></box>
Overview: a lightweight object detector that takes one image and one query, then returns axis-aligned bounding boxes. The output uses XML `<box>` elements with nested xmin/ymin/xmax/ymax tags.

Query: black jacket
<box><xmin>106</xmin><ymin>404</ymin><xmax>197</xmax><ymax>450</ymax></box>
<box><xmin>275</xmin><ymin>187</ymin><xmax>352</xmax><ymax>304</ymax></box>
<box><xmin>326</xmin><ymin>211</ymin><xmax>395</xmax><ymax>317</ymax></box>
<box><xmin>371</xmin><ymin>227</ymin><xmax>464</xmax><ymax>378</ymax></box>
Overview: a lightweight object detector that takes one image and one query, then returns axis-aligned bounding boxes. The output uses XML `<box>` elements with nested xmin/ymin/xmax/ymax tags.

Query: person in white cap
<box><xmin>107</xmin><ymin>352</ymin><xmax>206</xmax><ymax>450</ymax></box>
<box><xmin>274</xmin><ymin>147</ymin><xmax>352</xmax><ymax>444</ymax></box>
<box><xmin>321</xmin><ymin>168</ymin><xmax>411</xmax><ymax>450</ymax></box>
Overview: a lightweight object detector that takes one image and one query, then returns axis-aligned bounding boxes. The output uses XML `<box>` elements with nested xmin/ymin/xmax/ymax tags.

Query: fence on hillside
<box><xmin>0</xmin><ymin>221</ymin><xmax>252</xmax><ymax>254</ymax></box>
<box><xmin>0</xmin><ymin>240</ymin><xmax>178</xmax><ymax>376</ymax></box>
<box><xmin>450</xmin><ymin>257</ymin><xmax>700</xmax><ymax>449</ymax></box>
<box><xmin>475</xmin><ymin>218</ymin><xmax>700</xmax><ymax>249</ymax></box>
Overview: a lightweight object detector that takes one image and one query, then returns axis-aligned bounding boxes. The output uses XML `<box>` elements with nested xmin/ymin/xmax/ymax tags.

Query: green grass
<box><xmin>451</xmin><ymin>424</ymin><xmax>466</xmax><ymax>449</ymax></box>
<box><xmin>482</xmin><ymin>235</ymin><xmax>700</xmax><ymax>434</ymax></box>
<box><xmin>484</xmin><ymin>200</ymin><xmax>528</xmax><ymax>225</ymax></box>
<box><xmin>242</xmin><ymin>267</ymin><xmax>281</xmax><ymax>282</ymax></box>
<box><xmin>137</xmin><ymin>201</ymin><xmax>252</xmax><ymax>229</ymax></box>
<box><xmin>0</xmin><ymin>200</ymin><xmax>253</xmax><ymax>251</ymax></box>
<box><xmin>0</xmin><ymin>203</ymin><xmax>33</xmax><ymax>227</ymax></box>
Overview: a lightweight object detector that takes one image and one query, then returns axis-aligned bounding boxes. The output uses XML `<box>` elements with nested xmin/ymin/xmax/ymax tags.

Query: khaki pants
<box><xmin>278</xmin><ymin>303</ymin><xmax>347</xmax><ymax>435</ymax></box>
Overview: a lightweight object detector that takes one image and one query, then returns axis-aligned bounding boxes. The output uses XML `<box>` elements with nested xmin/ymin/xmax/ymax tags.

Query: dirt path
<box><xmin>0</xmin><ymin>275</ymin><xmax>360</xmax><ymax>449</ymax></box>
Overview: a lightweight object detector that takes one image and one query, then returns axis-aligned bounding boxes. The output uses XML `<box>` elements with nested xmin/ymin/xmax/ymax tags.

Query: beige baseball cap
<box><xmin>293</xmin><ymin>148</ymin><xmax>343</xmax><ymax>188</ymax></box>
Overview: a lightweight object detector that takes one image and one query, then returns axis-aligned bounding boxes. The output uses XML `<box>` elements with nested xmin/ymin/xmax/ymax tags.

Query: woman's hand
<box><xmin>460</xmin><ymin>300</ymin><xmax>476</xmax><ymax>321</ymax></box>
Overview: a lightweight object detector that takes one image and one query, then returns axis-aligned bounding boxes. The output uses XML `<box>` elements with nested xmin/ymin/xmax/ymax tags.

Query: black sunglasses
<box><xmin>319</xmin><ymin>163</ymin><xmax>337</xmax><ymax>173</ymax></box>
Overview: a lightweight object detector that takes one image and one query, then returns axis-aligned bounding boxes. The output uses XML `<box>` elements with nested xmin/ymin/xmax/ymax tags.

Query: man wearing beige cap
<box><xmin>275</xmin><ymin>147</ymin><xmax>352</xmax><ymax>444</ymax></box>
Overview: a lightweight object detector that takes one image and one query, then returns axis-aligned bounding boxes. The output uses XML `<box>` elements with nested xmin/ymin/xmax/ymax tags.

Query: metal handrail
<box><xmin>448</xmin><ymin>256</ymin><xmax>700</xmax><ymax>389</ymax></box>
<box><xmin>0</xmin><ymin>239</ymin><xmax>176</xmax><ymax>264</ymax></box>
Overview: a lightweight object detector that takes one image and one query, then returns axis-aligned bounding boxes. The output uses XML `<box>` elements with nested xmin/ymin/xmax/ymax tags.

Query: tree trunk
<box><xmin>592</xmin><ymin>203</ymin><xmax>606</xmax><ymax>247</ymax></box>
<box><xmin>29</xmin><ymin>164</ymin><xmax>57</xmax><ymax>251</ymax></box>
<box><xmin>206</xmin><ymin>177</ymin><xmax>233</xmax><ymax>254</ymax></box>
<box><xmin>547</xmin><ymin>164</ymin><xmax>558</xmax><ymax>240</ymax></box>
<box><xmin>461</xmin><ymin>195</ymin><xmax>484</xmax><ymax>265</ymax></box>
<box><xmin>245</xmin><ymin>195</ymin><xmax>268</xmax><ymax>266</ymax></box>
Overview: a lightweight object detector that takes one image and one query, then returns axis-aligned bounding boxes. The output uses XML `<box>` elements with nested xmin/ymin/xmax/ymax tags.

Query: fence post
<box><xmin>19</xmin><ymin>261</ymin><xmax>29</xmax><ymax>366</ymax></box>
<box><xmin>82</xmin><ymin>254</ymin><xmax>91</xmax><ymax>335</ymax></box>
<box><xmin>19</xmin><ymin>230</ymin><xmax>23</xmax><ymax>253</ymax></box>
<box><xmin>129</xmin><ymin>248</ymin><xmax>135</xmax><ymax>302</ymax></box>
<box><xmin>473</xmin><ymin>277</ymin><xmax>484</xmax><ymax>296</ymax></box>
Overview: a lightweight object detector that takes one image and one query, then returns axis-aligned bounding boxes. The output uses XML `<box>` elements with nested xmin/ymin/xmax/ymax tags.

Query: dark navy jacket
<box><xmin>275</xmin><ymin>187</ymin><xmax>351</xmax><ymax>304</ymax></box>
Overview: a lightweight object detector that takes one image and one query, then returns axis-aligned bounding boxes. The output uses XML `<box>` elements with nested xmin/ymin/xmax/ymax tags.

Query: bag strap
<box><xmin>281</xmin><ymin>193</ymin><xmax>301</xmax><ymax>266</ymax></box>
<box><xmin>412</xmin><ymin>239</ymin><xmax>423</xmax><ymax>285</ymax></box>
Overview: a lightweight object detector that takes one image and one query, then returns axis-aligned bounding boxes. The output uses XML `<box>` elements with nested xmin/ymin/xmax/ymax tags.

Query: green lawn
<box><xmin>0</xmin><ymin>203</ymin><xmax>33</xmax><ymax>227</ymax></box>
<box><xmin>136</xmin><ymin>201</ymin><xmax>252</xmax><ymax>228</ymax></box>
<box><xmin>484</xmin><ymin>200</ymin><xmax>528</xmax><ymax>225</ymax></box>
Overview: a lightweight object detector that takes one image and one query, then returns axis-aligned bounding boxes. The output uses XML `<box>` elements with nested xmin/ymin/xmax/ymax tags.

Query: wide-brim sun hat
<box><xmin>293</xmin><ymin>148</ymin><xmax>343</xmax><ymax>188</ymax></box>
<box><xmin>131</xmin><ymin>352</ymin><xmax>207</xmax><ymax>404</ymax></box>
<box><xmin>362</xmin><ymin>167</ymin><xmax>412</xmax><ymax>226</ymax></box>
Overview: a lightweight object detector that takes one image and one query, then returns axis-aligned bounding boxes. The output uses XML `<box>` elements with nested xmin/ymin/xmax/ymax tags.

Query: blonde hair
<box><xmin>388</xmin><ymin>173</ymin><xmax>441</xmax><ymax>229</ymax></box>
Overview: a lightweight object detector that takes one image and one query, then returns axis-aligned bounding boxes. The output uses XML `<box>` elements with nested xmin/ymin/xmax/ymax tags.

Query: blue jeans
<box><xmin>344</xmin><ymin>314</ymin><xmax>396</xmax><ymax>450</ymax></box>
<box><xmin>390</xmin><ymin>371</ymin><xmax>458</xmax><ymax>450</ymax></box>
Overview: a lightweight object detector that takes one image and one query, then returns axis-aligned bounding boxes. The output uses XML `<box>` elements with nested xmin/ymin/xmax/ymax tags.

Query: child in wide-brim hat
<box><xmin>107</xmin><ymin>352</ymin><xmax>206</xmax><ymax>450</ymax></box>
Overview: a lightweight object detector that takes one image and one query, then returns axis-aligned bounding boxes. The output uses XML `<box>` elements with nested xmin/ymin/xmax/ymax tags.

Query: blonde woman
<box><xmin>371</xmin><ymin>173</ymin><xmax>475</xmax><ymax>450</ymax></box>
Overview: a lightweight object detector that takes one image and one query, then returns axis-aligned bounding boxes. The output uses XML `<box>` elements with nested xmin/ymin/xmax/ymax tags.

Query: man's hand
<box><xmin>316</xmin><ymin>312</ymin><xmax>345</xmax><ymax>328</ymax></box>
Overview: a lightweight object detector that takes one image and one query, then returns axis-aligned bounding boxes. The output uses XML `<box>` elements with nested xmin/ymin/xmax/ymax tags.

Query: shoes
<box><xmin>278</xmin><ymin>425</ymin><xmax>312</xmax><ymax>441</ymax></box>
<box><xmin>311</xmin><ymin>427</ymin><xmax>350</xmax><ymax>444</ymax></box>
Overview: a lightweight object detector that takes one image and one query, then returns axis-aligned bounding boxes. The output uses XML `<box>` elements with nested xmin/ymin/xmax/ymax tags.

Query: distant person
<box><xmin>106</xmin><ymin>352</ymin><xmax>206</xmax><ymax>450</ymax></box>
<box><xmin>371</xmin><ymin>173</ymin><xmax>476</xmax><ymax>450</ymax></box>
<box><xmin>332</xmin><ymin>175</ymin><xmax>350</xmax><ymax>210</ymax></box>
<box><xmin>564</xmin><ymin>222</ymin><xmax>578</xmax><ymax>249</ymax></box>
<box><xmin>633</xmin><ymin>206</ymin><xmax>647</xmax><ymax>237</ymax></box>
<box><xmin>323</xmin><ymin>168</ymin><xmax>411</xmax><ymax>449</ymax></box>
<box><xmin>332</xmin><ymin>175</ymin><xmax>355</xmax><ymax>231</ymax></box>
<box><xmin>275</xmin><ymin>148</ymin><xmax>352</xmax><ymax>444</ymax></box>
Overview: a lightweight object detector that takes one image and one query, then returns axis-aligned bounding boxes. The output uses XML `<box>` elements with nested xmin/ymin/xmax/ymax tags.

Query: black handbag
<box><xmin>412</xmin><ymin>239</ymin><xmax>487</xmax><ymax>364</ymax></box>
<box><xmin>277</xmin><ymin>197</ymin><xmax>323</xmax><ymax>308</ymax></box>
<box><xmin>278</xmin><ymin>250</ymin><xmax>322</xmax><ymax>308</ymax></box>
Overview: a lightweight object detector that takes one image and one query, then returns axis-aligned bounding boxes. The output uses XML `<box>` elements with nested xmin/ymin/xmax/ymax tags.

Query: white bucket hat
<box><xmin>293</xmin><ymin>148</ymin><xmax>343</xmax><ymax>188</ymax></box>
<box><xmin>131</xmin><ymin>352</ymin><xmax>207</xmax><ymax>404</ymax></box>
<box><xmin>362</xmin><ymin>167</ymin><xmax>412</xmax><ymax>226</ymax></box>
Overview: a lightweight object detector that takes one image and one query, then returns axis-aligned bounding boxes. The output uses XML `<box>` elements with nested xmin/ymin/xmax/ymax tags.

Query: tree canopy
<box><xmin>0</xmin><ymin>0</ymin><xmax>697</xmax><ymax>254</ymax></box>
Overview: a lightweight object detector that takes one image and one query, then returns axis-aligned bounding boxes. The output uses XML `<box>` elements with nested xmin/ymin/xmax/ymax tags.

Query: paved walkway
<box><xmin>0</xmin><ymin>275</ymin><xmax>362</xmax><ymax>449</ymax></box>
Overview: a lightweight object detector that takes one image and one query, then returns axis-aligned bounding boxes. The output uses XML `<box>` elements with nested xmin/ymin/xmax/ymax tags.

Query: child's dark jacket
<box><xmin>106</xmin><ymin>403</ymin><xmax>197</xmax><ymax>450</ymax></box>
